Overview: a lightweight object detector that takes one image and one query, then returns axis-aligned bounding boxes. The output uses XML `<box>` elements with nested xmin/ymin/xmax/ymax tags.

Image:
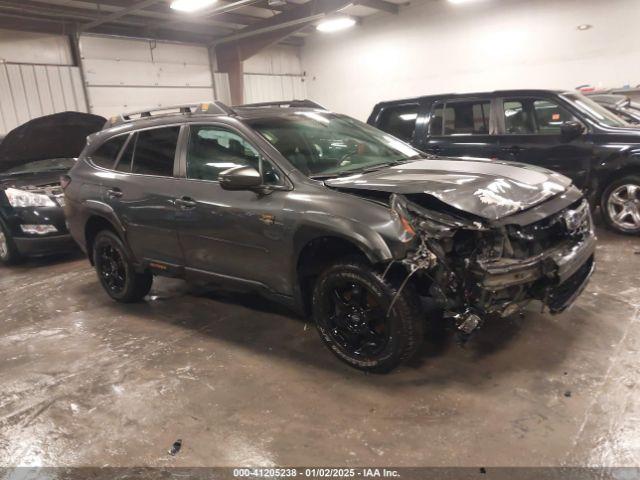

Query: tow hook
<box><xmin>450</xmin><ymin>309</ymin><xmax>484</xmax><ymax>344</ymax></box>
<box><xmin>455</xmin><ymin>310</ymin><xmax>483</xmax><ymax>335</ymax></box>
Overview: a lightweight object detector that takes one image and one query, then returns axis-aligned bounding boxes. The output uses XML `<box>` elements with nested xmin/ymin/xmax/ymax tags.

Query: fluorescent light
<box><xmin>316</xmin><ymin>16</ymin><xmax>356</xmax><ymax>33</ymax></box>
<box><xmin>577</xmin><ymin>24</ymin><xmax>593</xmax><ymax>31</ymax></box>
<box><xmin>448</xmin><ymin>0</ymin><xmax>481</xmax><ymax>4</ymax></box>
<box><xmin>170</xmin><ymin>0</ymin><xmax>217</xmax><ymax>12</ymax></box>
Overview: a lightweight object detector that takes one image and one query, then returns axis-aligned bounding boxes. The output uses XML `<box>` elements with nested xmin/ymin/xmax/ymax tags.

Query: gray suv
<box><xmin>64</xmin><ymin>101</ymin><xmax>596</xmax><ymax>372</ymax></box>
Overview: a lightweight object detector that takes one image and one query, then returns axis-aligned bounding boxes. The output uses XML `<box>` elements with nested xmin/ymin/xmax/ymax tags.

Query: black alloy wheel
<box><xmin>313</xmin><ymin>258</ymin><xmax>424</xmax><ymax>373</ymax></box>
<box><xmin>97</xmin><ymin>243</ymin><xmax>127</xmax><ymax>294</ymax></box>
<box><xmin>93</xmin><ymin>230</ymin><xmax>153</xmax><ymax>302</ymax></box>
<box><xmin>325</xmin><ymin>280</ymin><xmax>390</xmax><ymax>358</ymax></box>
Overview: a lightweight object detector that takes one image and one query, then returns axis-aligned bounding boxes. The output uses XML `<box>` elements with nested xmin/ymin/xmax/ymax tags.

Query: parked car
<box><xmin>0</xmin><ymin>111</ymin><xmax>105</xmax><ymax>265</ymax></box>
<box><xmin>587</xmin><ymin>93</ymin><xmax>640</xmax><ymax>125</ymax></box>
<box><xmin>368</xmin><ymin>89</ymin><xmax>640</xmax><ymax>235</ymax></box>
<box><xmin>64</xmin><ymin>101</ymin><xmax>595</xmax><ymax>372</ymax></box>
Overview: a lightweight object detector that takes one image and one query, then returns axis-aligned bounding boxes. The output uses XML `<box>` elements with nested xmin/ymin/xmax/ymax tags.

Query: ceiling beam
<box><xmin>0</xmin><ymin>1</ymin><xmax>234</xmax><ymax>38</ymax></box>
<box><xmin>79</xmin><ymin>0</ymin><xmax>164</xmax><ymax>31</ymax></box>
<box><xmin>27</xmin><ymin>0</ymin><xmax>262</xmax><ymax>28</ymax></box>
<box><xmin>0</xmin><ymin>11</ymin><xmax>217</xmax><ymax>45</ymax></box>
<box><xmin>213</xmin><ymin>0</ymin><xmax>352</xmax><ymax>46</ymax></box>
<box><xmin>355</xmin><ymin>0</ymin><xmax>400</xmax><ymax>14</ymax></box>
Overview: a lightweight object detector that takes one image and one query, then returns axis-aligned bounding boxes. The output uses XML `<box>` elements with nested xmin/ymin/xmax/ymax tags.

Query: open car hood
<box><xmin>0</xmin><ymin>111</ymin><xmax>105</xmax><ymax>172</ymax></box>
<box><xmin>325</xmin><ymin>157</ymin><xmax>573</xmax><ymax>220</ymax></box>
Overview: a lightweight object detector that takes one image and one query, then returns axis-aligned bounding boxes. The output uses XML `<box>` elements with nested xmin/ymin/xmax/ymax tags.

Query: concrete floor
<box><xmin>0</xmin><ymin>226</ymin><xmax>639</xmax><ymax>468</ymax></box>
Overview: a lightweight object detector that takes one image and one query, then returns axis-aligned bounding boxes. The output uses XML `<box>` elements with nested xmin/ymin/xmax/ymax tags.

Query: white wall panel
<box><xmin>244</xmin><ymin>45</ymin><xmax>304</xmax><ymax>75</ymax></box>
<box><xmin>89</xmin><ymin>87</ymin><xmax>214</xmax><ymax>119</ymax></box>
<box><xmin>243</xmin><ymin>74</ymin><xmax>308</xmax><ymax>104</ymax></box>
<box><xmin>0</xmin><ymin>64</ymin><xmax>87</xmax><ymax>134</ymax></box>
<box><xmin>214</xmin><ymin>72</ymin><xmax>231</xmax><ymax>105</ymax></box>
<box><xmin>302</xmin><ymin>0</ymin><xmax>640</xmax><ymax>120</ymax></box>
<box><xmin>80</xmin><ymin>35</ymin><xmax>215</xmax><ymax>118</ymax></box>
<box><xmin>0</xmin><ymin>29</ymin><xmax>72</xmax><ymax>65</ymax></box>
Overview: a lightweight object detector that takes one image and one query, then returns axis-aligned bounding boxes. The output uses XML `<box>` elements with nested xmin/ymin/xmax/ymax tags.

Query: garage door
<box><xmin>80</xmin><ymin>36</ymin><xmax>215</xmax><ymax>119</ymax></box>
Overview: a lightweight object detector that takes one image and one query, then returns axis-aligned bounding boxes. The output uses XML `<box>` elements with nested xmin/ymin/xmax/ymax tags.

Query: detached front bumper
<box><xmin>475</xmin><ymin>232</ymin><xmax>596</xmax><ymax>313</ymax></box>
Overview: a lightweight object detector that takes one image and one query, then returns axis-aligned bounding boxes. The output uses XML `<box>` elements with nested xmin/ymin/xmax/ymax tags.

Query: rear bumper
<box><xmin>14</xmin><ymin>234</ymin><xmax>77</xmax><ymax>257</ymax></box>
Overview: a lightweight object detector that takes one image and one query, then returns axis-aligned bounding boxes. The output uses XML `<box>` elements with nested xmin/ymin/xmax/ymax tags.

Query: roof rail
<box><xmin>238</xmin><ymin>100</ymin><xmax>327</xmax><ymax>110</ymax></box>
<box><xmin>104</xmin><ymin>101</ymin><xmax>235</xmax><ymax>128</ymax></box>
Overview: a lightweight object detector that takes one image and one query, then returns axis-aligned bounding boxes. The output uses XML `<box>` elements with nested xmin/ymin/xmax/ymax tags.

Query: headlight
<box><xmin>5</xmin><ymin>188</ymin><xmax>56</xmax><ymax>208</ymax></box>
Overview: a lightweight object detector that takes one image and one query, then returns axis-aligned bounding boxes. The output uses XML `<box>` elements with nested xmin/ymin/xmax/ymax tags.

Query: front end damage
<box><xmin>386</xmin><ymin>192</ymin><xmax>596</xmax><ymax>337</ymax></box>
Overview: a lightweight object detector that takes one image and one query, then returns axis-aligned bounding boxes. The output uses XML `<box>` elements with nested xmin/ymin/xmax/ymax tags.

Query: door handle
<box><xmin>174</xmin><ymin>196</ymin><xmax>197</xmax><ymax>209</ymax></box>
<box><xmin>501</xmin><ymin>145</ymin><xmax>521</xmax><ymax>155</ymax></box>
<box><xmin>107</xmin><ymin>187</ymin><xmax>123</xmax><ymax>198</ymax></box>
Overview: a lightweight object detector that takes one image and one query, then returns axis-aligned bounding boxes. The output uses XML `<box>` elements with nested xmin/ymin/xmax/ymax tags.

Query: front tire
<box><xmin>0</xmin><ymin>222</ymin><xmax>22</xmax><ymax>266</ymax></box>
<box><xmin>93</xmin><ymin>230</ymin><xmax>152</xmax><ymax>302</ymax></box>
<box><xmin>601</xmin><ymin>175</ymin><xmax>640</xmax><ymax>235</ymax></box>
<box><xmin>312</xmin><ymin>258</ymin><xmax>424</xmax><ymax>373</ymax></box>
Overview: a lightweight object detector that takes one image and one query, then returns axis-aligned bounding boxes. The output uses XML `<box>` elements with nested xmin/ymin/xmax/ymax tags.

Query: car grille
<box><xmin>506</xmin><ymin>199</ymin><xmax>591</xmax><ymax>257</ymax></box>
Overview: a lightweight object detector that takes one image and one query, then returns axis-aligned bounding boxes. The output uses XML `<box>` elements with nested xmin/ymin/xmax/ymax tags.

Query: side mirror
<box><xmin>561</xmin><ymin>121</ymin><xmax>585</xmax><ymax>139</ymax></box>
<box><xmin>219</xmin><ymin>165</ymin><xmax>262</xmax><ymax>191</ymax></box>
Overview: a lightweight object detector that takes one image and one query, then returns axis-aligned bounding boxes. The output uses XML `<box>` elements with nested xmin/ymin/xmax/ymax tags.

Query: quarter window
<box><xmin>90</xmin><ymin>135</ymin><xmax>127</xmax><ymax>170</ymax></box>
<box><xmin>131</xmin><ymin>127</ymin><xmax>180</xmax><ymax>177</ymax></box>
<box><xmin>378</xmin><ymin>104</ymin><xmax>419</xmax><ymax>142</ymax></box>
<box><xmin>115</xmin><ymin>134</ymin><xmax>136</xmax><ymax>173</ymax></box>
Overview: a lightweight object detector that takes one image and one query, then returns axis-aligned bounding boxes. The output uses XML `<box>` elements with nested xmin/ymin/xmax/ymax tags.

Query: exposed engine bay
<box><xmin>386</xmin><ymin>192</ymin><xmax>596</xmax><ymax>336</ymax></box>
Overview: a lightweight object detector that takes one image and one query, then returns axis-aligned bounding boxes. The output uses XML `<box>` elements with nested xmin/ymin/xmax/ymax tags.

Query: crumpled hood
<box><xmin>325</xmin><ymin>157</ymin><xmax>573</xmax><ymax>220</ymax></box>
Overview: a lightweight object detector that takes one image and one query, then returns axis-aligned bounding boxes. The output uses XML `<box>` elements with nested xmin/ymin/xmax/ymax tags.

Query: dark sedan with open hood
<box><xmin>0</xmin><ymin>111</ymin><xmax>105</xmax><ymax>264</ymax></box>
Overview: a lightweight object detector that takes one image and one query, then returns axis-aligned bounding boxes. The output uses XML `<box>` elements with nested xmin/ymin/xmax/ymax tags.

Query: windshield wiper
<box><xmin>310</xmin><ymin>158</ymin><xmax>421</xmax><ymax>180</ymax></box>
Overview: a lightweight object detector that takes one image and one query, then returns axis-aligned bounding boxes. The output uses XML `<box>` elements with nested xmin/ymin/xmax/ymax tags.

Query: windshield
<box><xmin>562</xmin><ymin>92</ymin><xmax>630</xmax><ymax>127</ymax></box>
<box><xmin>2</xmin><ymin>158</ymin><xmax>76</xmax><ymax>175</ymax></box>
<box><xmin>249</xmin><ymin>112</ymin><xmax>422</xmax><ymax>178</ymax></box>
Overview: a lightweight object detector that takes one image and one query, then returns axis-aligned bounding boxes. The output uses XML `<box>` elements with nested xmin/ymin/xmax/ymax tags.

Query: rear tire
<box><xmin>312</xmin><ymin>258</ymin><xmax>424</xmax><ymax>373</ymax></box>
<box><xmin>93</xmin><ymin>230</ymin><xmax>152</xmax><ymax>302</ymax></box>
<box><xmin>0</xmin><ymin>222</ymin><xmax>23</xmax><ymax>266</ymax></box>
<box><xmin>600</xmin><ymin>175</ymin><xmax>640</xmax><ymax>235</ymax></box>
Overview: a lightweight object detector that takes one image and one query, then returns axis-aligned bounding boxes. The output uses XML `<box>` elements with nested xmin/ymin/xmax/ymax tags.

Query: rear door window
<box><xmin>131</xmin><ymin>127</ymin><xmax>180</xmax><ymax>177</ymax></box>
<box><xmin>90</xmin><ymin>135</ymin><xmax>127</xmax><ymax>170</ymax></box>
<box><xmin>377</xmin><ymin>104</ymin><xmax>419</xmax><ymax>142</ymax></box>
<box><xmin>429</xmin><ymin>99</ymin><xmax>490</xmax><ymax>136</ymax></box>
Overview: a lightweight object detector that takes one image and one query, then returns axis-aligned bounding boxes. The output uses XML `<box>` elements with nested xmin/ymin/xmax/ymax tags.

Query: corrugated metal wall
<box><xmin>80</xmin><ymin>36</ymin><xmax>215</xmax><ymax>119</ymax></box>
<box><xmin>243</xmin><ymin>74</ymin><xmax>307</xmax><ymax>104</ymax></box>
<box><xmin>0</xmin><ymin>62</ymin><xmax>87</xmax><ymax>134</ymax></box>
<box><xmin>242</xmin><ymin>45</ymin><xmax>307</xmax><ymax>104</ymax></box>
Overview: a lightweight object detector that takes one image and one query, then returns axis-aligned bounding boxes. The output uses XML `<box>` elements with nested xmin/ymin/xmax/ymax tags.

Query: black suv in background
<box><xmin>65</xmin><ymin>101</ymin><xmax>595</xmax><ymax>372</ymax></box>
<box><xmin>368</xmin><ymin>90</ymin><xmax>640</xmax><ymax>235</ymax></box>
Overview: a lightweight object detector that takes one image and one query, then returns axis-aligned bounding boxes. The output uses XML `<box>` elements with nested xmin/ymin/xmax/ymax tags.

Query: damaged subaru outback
<box><xmin>64</xmin><ymin>101</ymin><xmax>596</xmax><ymax>372</ymax></box>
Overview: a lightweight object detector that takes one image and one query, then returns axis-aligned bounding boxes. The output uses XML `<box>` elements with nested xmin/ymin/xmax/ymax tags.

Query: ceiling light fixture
<box><xmin>316</xmin><ymin>16</ymin><xmax>356</xmax><ymax>33</ymax></box>
<box><xmin>170</xmin><ymin>0</ymin><xmax>218</xmax><ymax>13</ymax></box>
<box><xmin>447</xmin><ymin>0</ymin><xmax>481</xmax><ymax>4</ymax></box>
<box><xmin>577</xmin><ymin>24</ymin><xmax>593</xmax><ymax>31</ymax></box>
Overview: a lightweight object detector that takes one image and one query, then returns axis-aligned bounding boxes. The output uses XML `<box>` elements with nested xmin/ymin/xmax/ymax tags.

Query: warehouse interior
<box><xmin>0</xmin><ymin>0</ymin><xmax>640</xmax><ymax>476</ymax></box>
